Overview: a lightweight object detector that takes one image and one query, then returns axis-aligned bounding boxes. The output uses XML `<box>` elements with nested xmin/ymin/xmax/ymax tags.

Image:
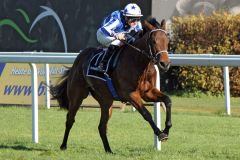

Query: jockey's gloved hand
<box><xmin>115</xmin><ymin>33</ymin><xmax>125</xmax><ymax>40</ymax></box>
<box><xmin>125</xmin><ymin>34</ymin><xmax>136</xmax><ymax>44</ymax></box>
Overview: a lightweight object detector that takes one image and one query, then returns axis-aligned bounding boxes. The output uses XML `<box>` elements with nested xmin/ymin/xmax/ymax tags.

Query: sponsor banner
<box><xmin>0</xmin><ymin>1</ymin><xmax>151</xmax><ymax>105</ymax></box>
<box><xmin>0</xmin><ymin>63</ymin><xmax>69</xmax><ymax>105</ymax></box>
<box><xmin>0</xmin><ymin>1</ymin><xmax>151</xmax><ymax>52</ymax></box>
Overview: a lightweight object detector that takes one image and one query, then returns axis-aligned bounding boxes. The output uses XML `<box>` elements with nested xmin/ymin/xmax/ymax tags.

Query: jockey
<box><xmin>96</xmin><ymin>3</ymin><xmax>143</xmax><ymax>72</ymax></box>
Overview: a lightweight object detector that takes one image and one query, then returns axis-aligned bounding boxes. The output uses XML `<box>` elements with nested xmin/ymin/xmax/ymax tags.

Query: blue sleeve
<box><xmin>101</xmin><ymin>18</ymin><xmax>120</xmax><ymax>36</ymax></box>
<box><xmin>100</xmin><ymin>11</ymin><xmax>121</xmax><ymax>37</ymax></box>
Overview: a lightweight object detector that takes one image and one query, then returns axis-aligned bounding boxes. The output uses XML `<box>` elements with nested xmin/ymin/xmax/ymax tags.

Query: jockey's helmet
<box><xmin>123</xmin><ymin>3</ymin><xmax>143</xmax><ymax>17</ymax></box>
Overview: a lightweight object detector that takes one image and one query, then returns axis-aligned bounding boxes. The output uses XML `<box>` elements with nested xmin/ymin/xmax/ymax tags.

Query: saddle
<box><xmin>85</xmin><ymin>47</ymin><xmax>122</xmax><ymax>99</ymax></box>
<box><xmin>86</xmin><ymin>47</ymin><xmax>122</xmax><ymax>81</ymax></box>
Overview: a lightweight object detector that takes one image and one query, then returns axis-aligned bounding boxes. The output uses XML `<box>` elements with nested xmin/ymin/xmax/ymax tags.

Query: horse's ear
<box><xmin>143</xmin><ymin>20</ymin><xmax>155</xmax><ymax>31</ymax></box>
<box><xmin>160</xmin><ymin>19</ymin><xmax>166</xmax><ymax>30</ymax></box>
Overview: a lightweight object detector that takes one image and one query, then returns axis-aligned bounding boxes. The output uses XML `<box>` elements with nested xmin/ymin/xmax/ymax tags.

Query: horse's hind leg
<box><xmin>60</xmin><ymin>81</ymin><xmax>89</xmax><ymax>150</ymax></box>
<box><xmin>91</xmin><ymin>91</ymin><xmax>113</xmax><ymax>153</ymax></box>
<box><xmin>60</xmin><ymin>101</ymin><xmax>81</xmax><ymax>150</ymax></box>
<box><xmin>98</xmin><ymin>105</ymin><xmax>113</xmax><ymax>153</ymax></box>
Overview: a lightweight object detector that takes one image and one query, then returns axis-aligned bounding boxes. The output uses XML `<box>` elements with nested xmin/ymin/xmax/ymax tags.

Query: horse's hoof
<box><xmin>60</xmin><ymin>145</ymin><xmax>67</xmax><ymax>150</ymax></box>
<box><xmin>105</xmin><ymin>150</ymin><xmax>114</xmax><ymax>154</ymax></box>
<box><xmin>158</xmin><ymin>132</ymin><xmax>168</xmax><ymax>142</ymax></box>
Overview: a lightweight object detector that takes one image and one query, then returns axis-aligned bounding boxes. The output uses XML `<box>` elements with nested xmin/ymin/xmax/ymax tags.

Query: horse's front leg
<box><xmin>144</xmin><ymin>88</ymin><xmax>172</xmax><ymax>139</ymax></box>
<box><xmin>159</xmin><ymin>93</ymin><xmax>172</xmax><ymax>136</ymax></box>
<box><xmin>130</xmin><ymin>91</ymin><xmax>168</xmax><ymax>141</ymax></box>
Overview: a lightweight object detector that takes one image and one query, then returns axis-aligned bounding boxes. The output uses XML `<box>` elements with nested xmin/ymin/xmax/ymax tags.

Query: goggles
<box><xmin>127</xmin><ymin>17</ymin><xmax>140</xmax><ymax>23</ymax></box>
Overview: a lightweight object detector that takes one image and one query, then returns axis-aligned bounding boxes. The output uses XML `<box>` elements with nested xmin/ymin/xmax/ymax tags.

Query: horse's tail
<box><xmin>50</xmin><ymin>68</ymin><xmax>70</xmax><ymax>110</ymax></box>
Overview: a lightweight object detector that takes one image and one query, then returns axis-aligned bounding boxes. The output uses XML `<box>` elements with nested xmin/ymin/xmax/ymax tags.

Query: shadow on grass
<box><xmin>0</xmin><ymin>144</ymin><xmax>48</xmax><ymax>151</ymax></box>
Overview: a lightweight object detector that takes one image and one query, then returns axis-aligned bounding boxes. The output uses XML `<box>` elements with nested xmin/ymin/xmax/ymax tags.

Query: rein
<box><xmin>122</xmin><ymin>29</ymin><xmax>168</xmax><ymax>64</ymax></box>
<box><xmin>121</xmin><ymin>40</ymin><xmax>150</xmax><ymax>58</ymax></box>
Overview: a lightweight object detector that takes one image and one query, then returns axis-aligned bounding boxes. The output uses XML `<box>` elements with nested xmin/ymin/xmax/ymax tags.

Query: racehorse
<box><xmin>50</xmin><ymin>17</ymin><xmax>172</xmax><ymax>153</ymax></box>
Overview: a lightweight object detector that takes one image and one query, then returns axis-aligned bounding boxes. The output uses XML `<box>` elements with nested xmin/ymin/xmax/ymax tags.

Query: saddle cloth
<box><xmin>86</xmin><ymin>48</ymin><xmax>121</xmax><ymax>81</ymax></box>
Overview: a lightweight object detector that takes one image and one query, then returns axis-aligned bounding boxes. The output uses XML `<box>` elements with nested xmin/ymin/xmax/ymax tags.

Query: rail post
<box><xmin>45</xmin><ymin>64</ymin><xmax>50</xmax><ymax>109</ymax></box>
<box><xmin>29</xmin><ymin>63</ymin><xmax>38</xmax><ymax>143</ymax></box>
<box><xmin>154</xmin><ymin>65</ymin><xmax>161</xmax><ymax>150</ymax></box>
<box><xmin>223</xmin><ymin>66</ymin><xmax>231</xmax><ymax>115</ymax></box>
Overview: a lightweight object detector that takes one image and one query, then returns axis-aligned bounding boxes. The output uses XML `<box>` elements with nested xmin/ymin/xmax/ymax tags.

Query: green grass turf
<box><xmin>0</xmin><ymin>96</ymin><xmax>239</xmax><ymax>160</ymax></box>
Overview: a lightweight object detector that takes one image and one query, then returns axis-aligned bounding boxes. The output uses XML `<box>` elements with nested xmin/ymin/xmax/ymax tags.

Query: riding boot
<box><xmin>98</xmin><ymin>45</ymin><xmax>118</xmax><ymax>72</ymax></box>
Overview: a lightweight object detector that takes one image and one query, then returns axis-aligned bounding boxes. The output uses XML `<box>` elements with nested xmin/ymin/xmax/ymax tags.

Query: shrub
<box><xmin>169</xmin><ymin>12</ymin><xmax>240</xmax><ymax>96</ymax></box>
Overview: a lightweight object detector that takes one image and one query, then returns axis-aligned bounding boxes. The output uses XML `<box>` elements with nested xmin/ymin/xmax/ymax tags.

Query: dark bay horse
<box><xmin>50</xmin><ymin>17</ymin><xmax>172</xmax><ymax>153</ymax></box>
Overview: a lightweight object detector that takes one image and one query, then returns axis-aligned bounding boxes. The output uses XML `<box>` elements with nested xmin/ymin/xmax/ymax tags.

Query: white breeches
<box><xmin>97</xmin><ymin>29</ymin><xmax>123</xmax><ymax>47</ymax></box>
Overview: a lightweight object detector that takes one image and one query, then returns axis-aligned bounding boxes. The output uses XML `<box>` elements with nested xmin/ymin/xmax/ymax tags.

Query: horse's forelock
<box><xmin>139</xmin><ymin>17</ymin><xmax>167</xmax><ymax>44</ymax></box>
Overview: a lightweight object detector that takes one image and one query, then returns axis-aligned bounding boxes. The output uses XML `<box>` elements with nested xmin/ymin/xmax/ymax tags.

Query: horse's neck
<box><xmin>111</xmin><ymin>33</ymin><xmax>152</xmax><ymax>94</ymax></box>
<box><xmin>134</xmin><ymin>33</ymin><xmax>149</xmax><ymax>53</ymax></box>
<box><xmin>118</xmin><ymin>33</ymin><xmax>150</xmax><ymax>77</ymax></box>
<box><xmin>125</xmin><ymin>33</ymin><xmax>150</xmax><ymax>68</ymax></box>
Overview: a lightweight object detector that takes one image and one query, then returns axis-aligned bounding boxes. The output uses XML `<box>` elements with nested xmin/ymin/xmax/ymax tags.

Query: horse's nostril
<box><xmin>159</xmin><ymin>62</ymin><xmax>170</xmax><ymax>72</ymax></box>
<box><xmin>160</xmin><ymin>62</ymin><xmax>167</xmax><ymax>67</ymax></box>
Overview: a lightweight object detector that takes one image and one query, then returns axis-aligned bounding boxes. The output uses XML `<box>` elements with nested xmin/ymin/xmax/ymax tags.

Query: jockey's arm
<box><xmin>101</xmin><ymin>18</ymin><xmax>120</xmax><ymax>37</ymax></box>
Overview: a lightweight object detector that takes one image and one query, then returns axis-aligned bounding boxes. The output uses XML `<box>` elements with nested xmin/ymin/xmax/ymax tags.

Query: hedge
<box><xmin>168</xmin><ymin>12</ymin><xmax>240</xmax><ymax>96</ymax></box>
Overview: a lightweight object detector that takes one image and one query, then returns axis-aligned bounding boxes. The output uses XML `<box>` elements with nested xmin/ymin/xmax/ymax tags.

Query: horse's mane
<box><xmin>145</xmin><ymin>16</ymin><xmax>161</xmax><ymax>28</ymax></box>
<box><xmin>138</xmin><ymin>17</ymin><xmax>164</xmax><ymax>38</ymax></box>
<box><xmin>129</xmin><ymin>17</ymin><xmax>166</xmax><ymax>45</ymax></box>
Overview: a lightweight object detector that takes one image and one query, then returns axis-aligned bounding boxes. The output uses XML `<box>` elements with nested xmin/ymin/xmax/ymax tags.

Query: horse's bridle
<box><xmin>122</xmin><ymin>29</ymin><xmax>169</xmax><ymax>64</ymax></box>
<box><xmin>147</xmin><ymin>29</ymin><xmax>169</xmax><ymax>64</ymax></box>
